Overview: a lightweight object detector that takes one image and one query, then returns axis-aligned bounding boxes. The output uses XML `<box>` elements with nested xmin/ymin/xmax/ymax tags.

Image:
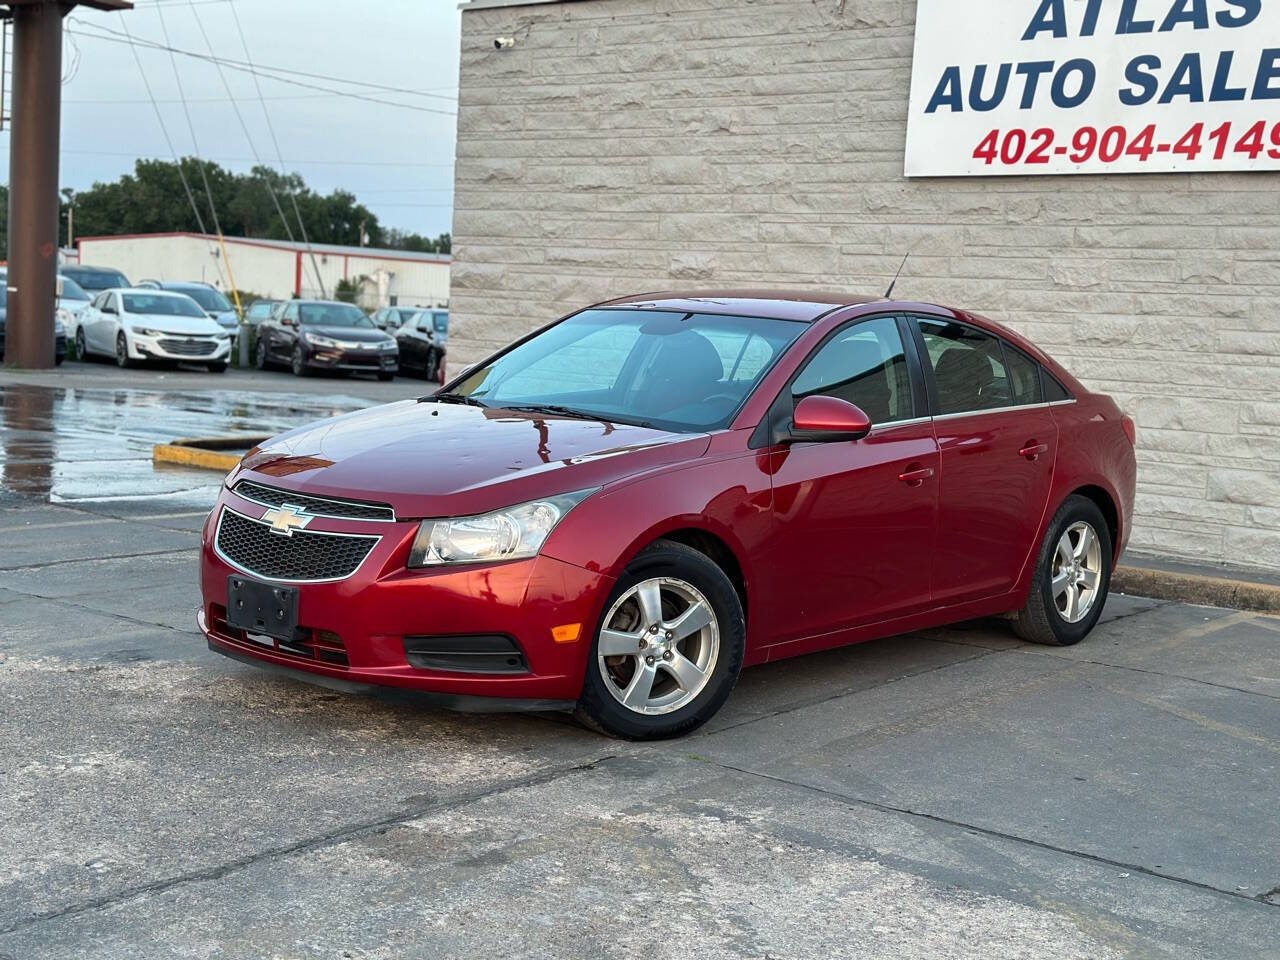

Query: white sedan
<box><xmin>76</xmin><ymin>288</ymin><xmax>233</xmax><ymax>372</ymax></box>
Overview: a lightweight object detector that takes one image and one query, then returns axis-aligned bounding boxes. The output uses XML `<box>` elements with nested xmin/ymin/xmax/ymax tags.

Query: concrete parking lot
<box><xmin>1</xmin><ymin>364</ymin><xmax>1278</xmax><ymax>958</ymax></box>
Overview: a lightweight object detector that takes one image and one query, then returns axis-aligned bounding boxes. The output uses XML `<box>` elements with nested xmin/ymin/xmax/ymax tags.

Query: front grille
<box><xmin>215</xmin><ymin>507</ymin><xmax>379</xmax><ymax>582</ymax></box>
<box><xmin>233</xmin><ymin>480</ymin><xmax>395</xmax><ymax>522</ymax></box>
<box><xmin>343</xmin><ymin>353</ymin><xmax>380</xmax><ymax>367</ymax></box>
<box><xmin>158</xmin><ymin>337</ymin><xmax>218</xmax><ymax>357</ymax></box>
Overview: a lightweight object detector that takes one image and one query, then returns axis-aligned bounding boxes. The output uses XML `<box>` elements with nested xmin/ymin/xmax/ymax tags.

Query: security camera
<box><xmin>494</xmin><ymin>36</ymin><xmax>516</xmax><ymax>50</ymax></box>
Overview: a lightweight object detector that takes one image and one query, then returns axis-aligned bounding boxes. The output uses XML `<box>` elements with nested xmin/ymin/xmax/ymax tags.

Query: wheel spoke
<box><xmin>666</xmin><ymin>599</ymin><xmax>712</xmax><ymax>641</ymax></box>
<box><xmin>663</xmin><ymin>652</ymin><xmax>707</xmax><ymax>692</ymax></box>
<box><xmin>1079</xmin><ymin>568</ymin><xmax>1100</xmax><ymax>592</ymax></box>
<box><xmin>598</xmin><ymin>628</ymin><xmax>641</xmax><ymax>658</ymax></box>
<box><xmin>635</xmin><ymin>580</ymin><xmax>664</xmax><ymax>630</ymax></box>
<box><xmin>1051</xmin><ymin>569</ymin><xmax>1071</xmax><ymax>598</ymax></box>
<box><xmin>1074</xmin><ymin>524</ymin><xmax>1094</xmax><ymax>561</ymax></box>
<box><xmin>621</xmin><ymin>660</ymin><xmax>658</xmax><ymax>709</ymax></box>
<box><xmin>1062</xmin><ymin>583</ymin><xmax>1079</xmax><ymax>621</ymax></box>
<box><xmin>1055</xmin><ymin>534</ymin><xmax>1073</xmax><ymax>570</ymax></box>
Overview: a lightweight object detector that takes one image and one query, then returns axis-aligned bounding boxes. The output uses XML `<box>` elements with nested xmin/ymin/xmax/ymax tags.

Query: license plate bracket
<box><xmin>226</xmin><ymin>575</ymin><xmax>300</xmax><ymax>641</ymax></box>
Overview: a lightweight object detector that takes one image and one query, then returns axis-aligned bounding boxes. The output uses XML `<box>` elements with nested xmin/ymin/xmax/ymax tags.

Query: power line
<box><xmin>153</xmin><ymin>2</ymin><xmax>231</xmax><ymax>290</ymax></box>
<box><xmin>47</xmin><ymin>147</ymin><xmax>454</xmax><ymax>168</ymax></box>
<box><xmin>183</xmin><ymin>0</ymin><xmax>298</xmax><ymax>257</ymax></box>
<box><xmin>66</xmin><ymin>20</ymin><xmax>458</xmax><ymax>108</ymax></box>
<box><xmin>226</xmin><ymin>0</ymin><xmax>325</xmax><ymax>298</ymax></box>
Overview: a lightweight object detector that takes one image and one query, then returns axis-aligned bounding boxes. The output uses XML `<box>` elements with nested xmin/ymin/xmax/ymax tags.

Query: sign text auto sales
<box><xmin>904</xmin><ymin>0</ymin><xmax>1280</xmax><ymax>176</ymax></box>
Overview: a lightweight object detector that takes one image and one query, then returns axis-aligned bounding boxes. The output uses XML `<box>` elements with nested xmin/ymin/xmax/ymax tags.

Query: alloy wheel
<box><xmin>292</xmin><ymin>346</ymin><xmax>304</xmax><ymax>376</ymax></box>
<box><xmin>1051</xmin><ymin>520</ymin><xmax>1103</xmax><ymax>624</ymax></box>
<box><xmin>75</xmin><ymin>328</ymin><xmax>86</xmax><ymax>359</ymax></box>
<box><xmin>115</xmin><ymin>333</ymin><xmax>129</xmax><ymax>367</ymax></box>
<box><xmin>255</xmin><ymin>340</ymin><xmax>267</xmax><ymax>370</ymax></box>
<box><xmin>597</xmin><ymin>576</ymin><xmax>719</xmax><ymax>715</ymax></box>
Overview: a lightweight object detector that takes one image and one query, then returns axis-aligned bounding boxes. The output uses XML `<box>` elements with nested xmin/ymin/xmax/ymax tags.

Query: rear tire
<box><xmin>425</xmin><ymin>353</ymin><xmax>438</xmax><ymax>382</ymax></box>
<box><xmin>1012</xmin><ymin>495</ymin><xmax>1112</xmax><ymax>646</ymax></box>
<box><xmin>576</xmin><ymin>540</ymin><xmax>744</xmax><ymax>740</ymax></box>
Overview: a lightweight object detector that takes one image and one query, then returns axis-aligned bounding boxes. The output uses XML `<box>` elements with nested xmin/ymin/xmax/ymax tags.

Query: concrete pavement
<box><xmin>1</xmin><ymin>368</ymin><xmax>1278</xmax><ymax>958</ymax></box>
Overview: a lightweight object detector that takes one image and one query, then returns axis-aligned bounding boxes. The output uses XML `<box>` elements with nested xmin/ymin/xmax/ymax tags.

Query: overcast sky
<box><xmin>1</xmin><ymin>0</ymin><xmax>461</xmax><ymax>238</ymax></box>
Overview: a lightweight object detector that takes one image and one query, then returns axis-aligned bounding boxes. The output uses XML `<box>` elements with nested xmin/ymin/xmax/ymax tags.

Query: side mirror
<box><xmin>102</xmin><ymin>303</ymin><xmax>117</xmax><ymax>315</ymax></box>
<box><xmin>281</xmin><ymin>316</ymin><xmax>294</xmax><ymax>327</ymax></box>
<box><xmin>788</xmin><ymin>395</ymin><xmax>872</xmax><ymax>443</ymax></box>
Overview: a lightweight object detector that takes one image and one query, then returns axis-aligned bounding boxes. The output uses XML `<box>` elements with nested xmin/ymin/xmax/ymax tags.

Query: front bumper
<box><xmin>198</xmin><ymin>489</ymin><xmax>611</xmax><ymax>704</ymax></box>
<box><xmin>303</xmin><ymin>344</ymin><xmax>398</xmax><ymax>373</ymax></box>
<box><xmin>130</xmin><ymin>332</ymin><xmax>232</xmax><ymax>363</ymax></box>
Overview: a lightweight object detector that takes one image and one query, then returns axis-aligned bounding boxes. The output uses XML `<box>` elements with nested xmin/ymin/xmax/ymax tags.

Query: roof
<box><xmin>596</xmin><ymin>289</ymin><xmax>884</xmax><ymax>323</ymax></box>
<box><xmin>76</xmin><ymin>232</ymin><xmax>451</xmax><ymax>266</ymax></box>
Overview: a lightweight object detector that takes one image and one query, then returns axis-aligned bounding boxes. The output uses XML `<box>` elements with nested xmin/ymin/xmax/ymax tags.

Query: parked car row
<box><xmin>45</xmin><ymin>261</ymin><xmax>448</xmax><ymax>381</ymax></box>
<box><xmin>0</xmin><ymin>268</ymin><xmax>69</xmax><ymax>365</ymax></box>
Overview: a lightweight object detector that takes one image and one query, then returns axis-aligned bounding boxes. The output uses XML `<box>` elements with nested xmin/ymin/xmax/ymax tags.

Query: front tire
<box><xmin>255</xmin><ymin>339</ymin><xmax>269</xmax><ymax>370</ymax></box>
<box><xmin>291</xmin><ymin>345</ymin><xmax>310</xmax><ymax>377</ymax></box>
<box><xmin>115</xmin><ymin>332</ymin><xmax>136</xmax><ymax>369</ymax></box>
<box><xmin>576</xmin><ymin>540</ymin><xmax>744</xmax><ymax>740</ymax></box>
<box><xmin>207</xmin><ymin>361</ymin><xmax>228</xmax><ymax>374</ymax></box>
<box><xmin>1012</xmin><ymin>495</ymin><xmax>1112</xmax><ymax>646</ymax></box>
<box><xmin>75</xmin><ymin>328</ymin><xmax>87</xmax><ymax>360</ymax></box>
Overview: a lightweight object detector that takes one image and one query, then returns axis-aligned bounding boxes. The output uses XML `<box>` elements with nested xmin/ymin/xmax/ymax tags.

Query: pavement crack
<box><xmin>702</xmin><ymin>758</ymin><xmax>1278</xmax><ymax>908</ymax></box>
<box><xmin>0</xmin><ymin>753</ymin><xmax>619</xmax><ymax>937</ymax></box>
<box><xmin>701</xmin><ymin>646</ymin><xmax>1001</xmax><ymax>737</ymax></box>
<box><xmin>0</xmin><ymin>547</ymin><xmax>195</xmax><ymax>572</ymax></box>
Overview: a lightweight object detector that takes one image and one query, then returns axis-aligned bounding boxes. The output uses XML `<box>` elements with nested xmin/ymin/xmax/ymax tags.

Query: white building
<box><xmin>449</xmin><ymin>0</ymin><xmax>1280</xmax><ymax>573</ymax></box>
<box><xmin>72</xmin><ymin>232</ymin><xmax>450</xmax><ymax>309</ymax></box>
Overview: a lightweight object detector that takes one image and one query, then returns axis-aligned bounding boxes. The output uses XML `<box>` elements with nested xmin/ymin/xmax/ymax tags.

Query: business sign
<box><xmin>904</xmin><ymin>0</ymin><xmax>1280</xmax><ymax>176</ymax></box>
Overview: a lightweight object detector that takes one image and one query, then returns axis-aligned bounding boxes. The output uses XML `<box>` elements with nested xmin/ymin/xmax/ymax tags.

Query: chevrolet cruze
<box><xmin>200</xmin><ymin>291</ymin><xmax>1136</xmax><ymax>739</ymax></box>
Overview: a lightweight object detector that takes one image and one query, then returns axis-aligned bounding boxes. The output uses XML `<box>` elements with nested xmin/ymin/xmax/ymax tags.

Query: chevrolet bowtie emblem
<box><xmin>261</xmin><ymin>503</ymin><xmax>312</xmax><ymax>537</ymax></box>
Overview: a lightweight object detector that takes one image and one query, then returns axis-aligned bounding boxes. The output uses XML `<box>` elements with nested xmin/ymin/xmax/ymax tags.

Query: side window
<box><xmin>1003</xmin><ymin>343</ymin><xmax>1043</xmax><ymax>406</ymax></box>
<box><xmin>792</xmin><ymin>316</ymin><xmax>913</xmax><ymax>424</ymax></box>
<box><xmin>916</xmin><ymin>319</ymin><xmax>1009</xmax><ymax>415</ymax></box>
<box><xmin>1043</xmin><ymin>371</ymin><xmax>1071</xmax><ymax>402</ymax></box>
<box><xmin>283</xmin><ymin>303</ymin><xmax>299</xmax><ymax>322</ymax></box>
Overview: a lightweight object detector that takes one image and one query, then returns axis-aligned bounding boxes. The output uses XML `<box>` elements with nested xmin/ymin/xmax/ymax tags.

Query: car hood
<box><xmin>233</xmin><ymin>400</ymin><xmax>711</xmax><ymax>519</ymax></box>
<box><xmin>129</xmin><ymin>313</ymin><xmax>226</xmax><ymax>335</ymax></box>
<box><xmin>302</xmin><ymin>325</ymin><xmax>390</xmax><ymax>343</ymax></box>
<box><xmin>59</xmin><ymin>299</ymin><xmax>89</xmax><ymax>316</ymax></box>
<box><xmin>211</xmin><ymin>310</ymin><xmax>238</xmax><ymax>328</ymax></box>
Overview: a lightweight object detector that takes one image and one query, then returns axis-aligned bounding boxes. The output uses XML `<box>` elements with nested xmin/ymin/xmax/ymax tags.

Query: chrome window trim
<box><xmin>214</xmin><ymin>505</ymin><xmax>382</xmax><ymax>585</ymax></box>
<box><xmin>866</xmin><ymin>415</ymin><xmax>932</xmax><ymax>434</ymax></box>
<box><xmin>931</xmin><ymin>399</ymin><xmax>1076</xmax><ymax>423</ymax></box>
<box><xmin>232</xmin><ymin>480</ymin><xmax>397</xmax><ymax>523</ymax></box>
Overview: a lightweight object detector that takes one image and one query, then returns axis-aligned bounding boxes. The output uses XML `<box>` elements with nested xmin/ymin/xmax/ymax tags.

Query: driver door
<box><xmin>763</xmin><ymin>315</ymin><xmax>939</xmax><ymax>647</ymax></box>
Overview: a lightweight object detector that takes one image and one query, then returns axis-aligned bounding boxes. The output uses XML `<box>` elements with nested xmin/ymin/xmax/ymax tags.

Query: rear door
<box><xmin>764</xmin><ymin>315</ymin><xmax>939</xmax><ymax>642</ymax></box>
<box><xmin>912</xmin><ymin>316</ymin><xmax>1057</xmax><ymax>605</ymax></box>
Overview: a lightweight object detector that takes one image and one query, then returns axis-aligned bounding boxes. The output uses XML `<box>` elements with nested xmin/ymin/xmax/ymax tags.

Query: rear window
<box><xmin>65</xmin><ymin>268</ymin><xmax>129</xmax><ymax>291</ymax></box>
<box><xmin>1003</xmin><ymin>343</ymin><xmax>1043</xmax><ymax>406</ymax></box>
<box><xmin>1044</xmin><ymin>371</ymin><xmax>1072</xmax><ymax>402</ymax></box>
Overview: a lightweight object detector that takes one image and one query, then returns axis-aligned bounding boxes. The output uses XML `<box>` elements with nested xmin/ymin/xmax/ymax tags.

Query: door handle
<box><xmin>898</xmin><ymin>465</ymin><xmax>934</xmax><ymax>486</ymax></box>
<box><xmin>1019</xmin><ymin>441</ymin><xmax>1049</xmax><ymax>461</ymax></box>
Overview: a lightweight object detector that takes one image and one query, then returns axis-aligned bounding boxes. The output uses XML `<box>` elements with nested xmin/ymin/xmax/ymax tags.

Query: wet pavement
<box><xmin>0</xmin><ymin>363</ymin><xmax>413</xmax><ymax>512</ymax></box>
<box><xmin>1</xmin><ymin>363</ymin><xmax>1279</xmax><ymax>959</ymax></box>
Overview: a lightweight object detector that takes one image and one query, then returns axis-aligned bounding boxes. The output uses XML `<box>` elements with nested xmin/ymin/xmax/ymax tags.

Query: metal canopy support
<box><xmin>3</xmin><ymin>0</ymin><xmax>131</xmax><ymax>369</ymax></box>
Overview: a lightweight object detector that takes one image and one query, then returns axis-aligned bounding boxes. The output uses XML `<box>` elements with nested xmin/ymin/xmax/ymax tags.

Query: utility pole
<box><xmin>3</xmin><ymin>0</ymin><xmax>132</xmax><ymax>369</ymax></box>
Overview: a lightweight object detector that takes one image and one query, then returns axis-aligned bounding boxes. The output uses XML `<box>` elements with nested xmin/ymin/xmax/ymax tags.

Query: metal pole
<box><xmin>5</xmin><ymin>0</ymin><xmax>63</xmax><ymax>369</ymax></box>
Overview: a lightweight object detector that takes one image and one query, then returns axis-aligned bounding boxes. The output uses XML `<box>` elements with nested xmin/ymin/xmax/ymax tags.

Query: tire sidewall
<box><xmin>1038</xmin><ymin>497</ymin><xmax>1113</xmax><ymax>644</ymax></box>
<box><xmin>115</xmin><ymin>333</ymin><xmax>129</xmax><ymax>367</ymax></box>
<box><xmin>578</xmin><ymin>543</ymin><xmax>744</xmax><ymax>740</ymax></box>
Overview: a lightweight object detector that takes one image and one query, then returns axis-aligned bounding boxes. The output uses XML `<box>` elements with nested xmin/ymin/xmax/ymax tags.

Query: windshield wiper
<box><xmin>422</xmin><ymin>392</ymin><xmax>488</xmax><ymax>407</ymax></box>
<box><xmin>501</xmin><ymin>404</ymin><xmax>659</xmax><ymax>429</ymax></box>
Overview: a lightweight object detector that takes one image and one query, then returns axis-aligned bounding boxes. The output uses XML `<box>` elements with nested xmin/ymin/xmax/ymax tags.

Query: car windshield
<box><xmin>122</xmin><ymin>294</ymin><xmax>209</xmax><ymax>318</ymax></box>
<box><xmin>247</xmin><ymin>301</ymin><xmax>276</xmax><ymax>317</ymax></box>
<box><xmin>299</xmin><ymin>303</ymin><xmax>373</xmax><ymax>328</ymax></box>
<box><xmin>395</xmin><ymin>309</ymin><xmax>419</xmax><ymax>324</ymax></box>
<box><xmin>448</xmin><ymin>309</ymin><xmax>805</xmax><ymax>431</ymax></box>
<box><xmin>58</xmin><ymin>277</ymin><xmax>91</xmax><ymax>301</ymax></box>
<box><xmin>433</xmin><ymin>312</ymin><xmax>448</xmax><ymax>332</ymax></box>
<box><xmin>178</xmin><ymin>286</ymin><xmax>233</xmax><ymax>312</ymax></box>
<box><xmin>66</xmin><ymin>268</ymin><xmax>129</xmax><ymax>291</ymax></box>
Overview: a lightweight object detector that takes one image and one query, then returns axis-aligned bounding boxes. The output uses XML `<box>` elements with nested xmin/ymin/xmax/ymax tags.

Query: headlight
<box><xmin>408</xmin><ymin>489</ymin><xmax>596</xmax><ymax>567</ymax></box>
<box><xmin>382</xmin><ymin>337</ymin><xmax>397</xmax><ymax>349</ymax></box>
<box><xmin>131</xmin><ymin>326</ymin><xmax>165</xmax><ymax>337</ymax></box>
<box><xmin>55</xmin><ymin>308</ymin><xmax>70</xmax><ymax>335</ymax></box>
<box><xmin>304</xmin><ymin>332</ymin><xmax>340</xmax><ymax>349</ymax></box>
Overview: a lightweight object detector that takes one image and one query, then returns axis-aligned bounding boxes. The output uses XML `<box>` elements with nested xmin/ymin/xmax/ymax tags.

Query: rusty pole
<box><xmin>4</xmin><ymin>0</ymin><xmax>64</xmax><ymax>369</ymax></box>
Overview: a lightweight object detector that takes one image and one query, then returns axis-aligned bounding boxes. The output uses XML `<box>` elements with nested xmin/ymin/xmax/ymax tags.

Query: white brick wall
<box><xmin>451</xmin><ymin>0</ymin><xmax>1280</xmax><ymax>571</ymax></box>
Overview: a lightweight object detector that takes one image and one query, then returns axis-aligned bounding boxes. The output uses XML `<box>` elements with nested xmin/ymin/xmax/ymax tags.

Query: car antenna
<box><xmin>884</xmin><ymin>250</ymin><xmax>911</xmax><ymax>299</ymax></box>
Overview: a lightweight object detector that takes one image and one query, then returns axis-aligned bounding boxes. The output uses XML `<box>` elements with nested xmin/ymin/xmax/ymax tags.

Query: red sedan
<box><xmin>200</xmin><ymin>292</ymin><xmax>1136</xmax><ymax>739</ymax></box>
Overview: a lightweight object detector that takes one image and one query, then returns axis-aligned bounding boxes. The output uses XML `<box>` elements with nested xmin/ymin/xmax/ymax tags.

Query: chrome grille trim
<box><xmin>232</xmin><ymin>479</ymin><xmax>397</xmax><ymax>522</ymax></box>
<box><xmin>214</xmin><ymin>506</ymin><xmax>381</xmax><ymax>584</ymax></box>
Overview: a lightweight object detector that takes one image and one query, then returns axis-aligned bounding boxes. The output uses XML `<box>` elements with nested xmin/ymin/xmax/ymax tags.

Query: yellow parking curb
<box><xmin>153</xmin><ymin>436</ymin><xmax>270</xmax><ymax>472</ymax></box>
